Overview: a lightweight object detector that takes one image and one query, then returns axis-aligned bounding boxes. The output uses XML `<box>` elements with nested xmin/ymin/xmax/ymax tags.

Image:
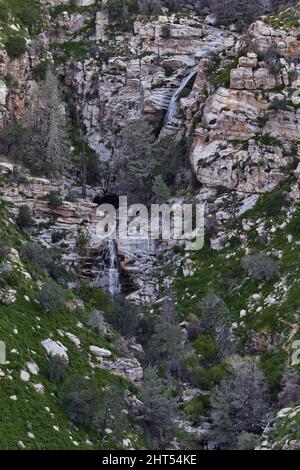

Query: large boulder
<box><xmin>41</xmin><ymin>338</ymin><xmax>69</xmax><ymax>361</ymax></box>
<box><xmin>89</xmin><ymin>345</ymin><xmax>112</xmax><ymax>357</ymax></box>
<box><xmin>101</xmin><ymin>358</ymin><xmax>144</xmax><ymax>383</ymax></box>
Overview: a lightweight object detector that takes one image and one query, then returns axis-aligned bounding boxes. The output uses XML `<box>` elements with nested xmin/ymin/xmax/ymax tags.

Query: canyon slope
<box><xmin>0</xmin><ymin>0</ymin><xmax>300</xmax><ymax>450</ymax></box>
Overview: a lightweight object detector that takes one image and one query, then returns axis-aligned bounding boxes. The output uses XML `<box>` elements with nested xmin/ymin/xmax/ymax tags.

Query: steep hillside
<box><xmin>1</xmin><ymin>0</ymin><xmax>300</xmax><ymax>452</ymax></box>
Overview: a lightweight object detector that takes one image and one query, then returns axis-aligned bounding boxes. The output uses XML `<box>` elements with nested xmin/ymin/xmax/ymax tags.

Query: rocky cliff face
<box><xmin>1</xmin><ymin>2</ymin><xmax>300</xmax><ymax>298</ymax></box>
<box><xmin>1</xmin><ymin>0</ymin><xmax>300</xmax><ymax>450</ymax></box>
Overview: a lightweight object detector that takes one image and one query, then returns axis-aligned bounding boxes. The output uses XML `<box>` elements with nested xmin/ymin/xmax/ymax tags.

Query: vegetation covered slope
<box><xmin>0</xmin><ymin>200</ymin><xmax>147</xmax><ymax>450</ymax></box>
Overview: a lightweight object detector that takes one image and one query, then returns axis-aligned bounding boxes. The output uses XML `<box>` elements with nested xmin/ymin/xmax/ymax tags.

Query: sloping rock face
<box><xmin>1</xmin><ymin>4</ymin><xmax>300</xmax><ymax>298</ymax></box>
<box><xmin>0</xmin><ymin>176</ymin><xmax>158</xmax><ymax>302</ymax></box>
<box><xmin>57</xmin><ymin>15</ymin><xmax>233</xmax><ymax>156</ymax></box>
<box><xmin>0</xmin><ymin>50</ymin><xmax>37</xmax><ymax>127</ymax></box>
<box><xmin>191</xmin><ymin>29</ymin><xmax>300</xmax><ymax>195</ymax></box>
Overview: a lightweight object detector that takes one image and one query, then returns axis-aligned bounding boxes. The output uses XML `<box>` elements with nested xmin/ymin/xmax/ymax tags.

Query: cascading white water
<box><xmin>106</xmin><ymin>240</ymin><xmax>121</xmax><ymax>297</ymax></box>
<box><xmin>164</xmin><ymin>66</ymin><xmax>198</xmax><ymax>125</ymax></box>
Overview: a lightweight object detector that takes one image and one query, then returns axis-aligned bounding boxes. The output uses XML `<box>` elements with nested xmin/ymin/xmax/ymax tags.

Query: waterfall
<box><xmin>106</xmin><ymin>240</ymin><xmax>121</xmax><ymax>297</ymax></box>
<box><xmin>95</xmin><ymin>240</ymin><xmax>121</xmax><ymax>297</ymax></box>
<box><xmin>164</xmin><ymin>66</ymin><xmax>198</xmax><ymax>125</ymax></box>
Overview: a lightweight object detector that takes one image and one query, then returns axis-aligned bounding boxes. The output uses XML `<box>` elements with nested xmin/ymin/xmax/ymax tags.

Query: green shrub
<box><xmin>33</xmin><ymin>61</ymin><xmax>49</xmax><ymax>81</ymax></box>
<box><xmin>5</xmin><ymin>36</ymin><xmax>27</xmax><ymax>59</ymax></box>
<box><xmin>16</xmin><ymin>205</ymin><xmax>34</xmax><ymax>229</ymax></box>
<box><xmin>3</xmin><ymin>73</ymin><xmax>18</xmax><ymax>88</ymax></box>
<box><xmin>77</xmin><ymin>281</ymin><xmax>111</xmax><ymax>312</ymax></box>
<box><xmin>51</xmin><ymin>230</ymin><xmax>67</xmax><ymax>244</ymax></box>
<box><xmin>47</xmin><ymin>355</ymin><xmax>68</xmax><ymax>383</ymax></box>
<box><xmin>76</xmin><ymin>227</ymin><xmax>91</xmax><ymax>255</ymax></box>
<box><xmin>242</xmin><ymin>253</ymin><xmax>279</xmax><ymax>282</ymax></box>
<box><xmin>65</xmin><ymin>190</ymin><xmax>77</xmax><ymax>202</ymax></box>
<box><xmin>287</xmin><ymin>212</ymin><xmax>300</xmax><ymax>237</ymax></box>
<box><xmin>46</xmin><ymin>191</ymin><xmax>63</xmax><ymax>209</ymax></box>
<box><xmin>254</xmin><ymin>190</ymin><xmax>289</xmax><ymax>217</ymax></box>
<box><xmin>37</xmin><ymin>281</ymin><xmax>66</xmax><ymax>313</ymax></box>
<box><xmin>105</xmin><ymin>296</ymin><xmax>139</xmax><ymax>338</ymax></box>
<box><xmin>161</xmin><ymin>25</ymin><xmax>171</xmax><ymax>39</ymax></box>
<box><xmin>62</xmin><ymin>376</ymin><xmax>101</xmax><ymax>428</ymax></box>
<box><xmin>0</xmin><ymin>244</ymin><xmax>9</xmax><ymax>263</ymax></box>
<box><xmin>22</xmin><ymin>242</ymin><xmax>54</xmax><ymax>273</ymax></box>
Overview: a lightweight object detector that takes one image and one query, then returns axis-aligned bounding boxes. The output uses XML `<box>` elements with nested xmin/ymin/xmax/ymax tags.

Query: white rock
<box><xmin>10</xmin><ymin>395</ymin><xmax>17</xmax><ymax>401</ymax></box>
<box><xmin>27</xmin><ymin>361</ymin><xmax>39</xmax><ymax>375</ymax></box>
<box><xmin>65</xmin><ymin>332</ymin><xmax>81</xmax><ymax>348</ymax></box>
<box><xmin>20</xmin><ymin>370</ymin><xmax>30</xmax><ymax>382</ymax></box>
<box><xmin>32</xmin><ymin>383</ymin><xmax>44</xmax><ymax>394</ymax></box>
<box><xmin>41</xmin><ymin>338</ymin><xmax>68</xmax><ymax>361</ymax></box>
<box><xmin>252</xmin><ymin>294</ymin><xmax>261</xmax><ymax>301</ymax></box>
<box><xmin>240</xmin><ymin>309</ymin><xmax>247</xmax><ymax>318</ymax></box>
<box><xmin>27</xmin><ymin>432</ymin><xmax>35</xmax><ymax>439</ymax></box>
<box><xmin>18</xmin><ymin>441</ymin><xmax>25</xmax><ymax>449</ymax></box>
<box><xmin>0</xmin><ymin>80</ymin><xmax>8</xmax><ymax>106</ymax></box>
<box><xmin>89</xmin><ymin>346</ymin><xmax>112</xmax><ymax>357</ymax></box>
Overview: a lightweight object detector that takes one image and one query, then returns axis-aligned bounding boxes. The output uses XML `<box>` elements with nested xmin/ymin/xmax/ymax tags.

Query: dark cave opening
<box><xmin>93</xmin><ymin>193</ymin><xmax>120</xmax><ymax>208</ymax></box>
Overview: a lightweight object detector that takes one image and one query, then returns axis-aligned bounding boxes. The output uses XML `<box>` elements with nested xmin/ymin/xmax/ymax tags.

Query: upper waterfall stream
<box><xmin>164</xmin><ymin>66</ymin><xmax>198</xmax><ymax>125</ymax></box>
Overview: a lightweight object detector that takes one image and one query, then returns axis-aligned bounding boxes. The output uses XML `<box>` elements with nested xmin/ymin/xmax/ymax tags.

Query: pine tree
<box><xmin>199</xmin><ymin>290</ymin><xmax>234</xmax><ymax>359</ymax></box>
<box><xmin>210</xmin><ymin>356</ymin><xmax>270</xmax><ymax>449</ymax></box>
<box><xmin>152</xmin><ymin>175</ymin><xmax>171</xmax><ymax>203</ymax></box>
<box><xmin>114</xmin><ymin>119</ymin><xmax>156</xmax><ymax>202</ymax></box>
<box><xmin>23</xmin><ymin>69</ymin><xmax>69</xmax><ymax>176</ymax></box>
<box><xmin>139</xmin><ymin>367</ymin><xmax>176</xmax><ymax>447</ymax></box>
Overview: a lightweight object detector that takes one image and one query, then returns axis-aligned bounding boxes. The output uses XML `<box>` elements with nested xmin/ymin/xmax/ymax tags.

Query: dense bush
<box><xmin>46</xmin><ymin>191</ymin><xmax>63</xmax><ymax>209</ymax></box>
<box><xmin>140</xmin><ymin>367</ymin><xmax>176</xmax><ymax>447</ymax></box>
<box><xmin>1</xmin><ymin>0</ymin><xmax>43</xmax><ymax>34</ymax></box>
<box><xmin>47</xmin><ymin>355</ymin><xmax>68</xmax><ymax>383</ymax></box>
<box><xmin>21</xmin><ymin>242</ymin><xmax>72</xmax><ymax>285</ymax></box>
<box><xmin>76</xmin><ymin>227</ymin><xmax>91</xmax><ymax>255</ymax></box>
<box><xmin>4</xmin><ymin>36</ymin><xmax>27</xmax><ymax>59</ymax></box>
<box><xmin>0</xmin><ymin>244</ymin><xmax>9</xmax><ymax>263</ymax></box>
<box><xmin>199</xmin><ymin>290</ymin><xmax>233</xmax><ymax>359</ymax></box>
<box><xmin>146</xmin><ymin>298</ymin><xmax>185</xmax><ymax>376</ymax></box>
<box><xmin>77</xmin><ymin>281</ymin><xmax>111</xmax><ymax>311</ymax></box>
<box><xmin>62</xmin><ymin>375</ymin><xmax>128</xmax><ymax>440</ymax></box>
<box><xmin>37</xmin><ymin>281</ymin><xmax>66</xmax><ymax>313</ymax></box>
<box><xmin>210</xmin><ymin>356</ymin><xmax>270</xmax><ymax>449</ymax></box>
<box><xmin>255</xmin><ymin>190</ymin><xmax>289</xmax><ymax>217</ymax></box>
<box><xmin>211</xmin><ymin>0</ymin><xmax>263</xmax><ymax>26</ymax></box>
<box><xmin>22</xmin><ymin>242</ymin><xmax>52</xmax><ymax>269</ymax></box>
<box><xmin>86</xmin><ymin>309</ymin><xmax>106</xmax><ymax>334</ymax></box>
<box><xmin>105</xmin><ymin>297</ymin><xmax>140</xmax><ymax>338</ymax></box>
<box><xmin>278</xmin><ymin>371</ymin><xmax>300</xmax><ymax>408</ymax></box>
<box><xmin>16</xmin><ymin>205</ymin><xmax>34</xmax><ymax>229</ymax></box>
<box><xmin>242</xmin><ymin>253</ymin><xmax>279</xmax><ymax>281</ymax></box>
<box><xmin>62</xmin><ymin>376</ymin><xmax>102</xmax><ymax>428</ymax></box>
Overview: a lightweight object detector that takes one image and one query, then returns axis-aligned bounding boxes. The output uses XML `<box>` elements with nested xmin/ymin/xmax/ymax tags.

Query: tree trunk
<box><xmin>80</xmin><ymin>129</ymin><xmax>87</xmax><ymax>199</ymax></box>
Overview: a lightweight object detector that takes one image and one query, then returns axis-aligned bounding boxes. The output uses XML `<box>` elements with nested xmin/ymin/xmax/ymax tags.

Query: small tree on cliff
<box><xmin>23</xmin><ymin>69</ymin><xmax>70</xmax><ymax>177</ymax></box>
<box><xmin>114</xmin><ymin>119</ymin><xmax>156</xmax><ymax>202</ymax></box>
